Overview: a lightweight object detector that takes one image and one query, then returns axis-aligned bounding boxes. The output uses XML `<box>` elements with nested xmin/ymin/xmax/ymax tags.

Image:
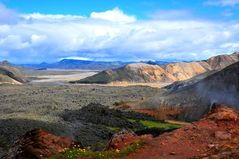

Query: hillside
<box><xmin>129</xmin><ymin>61</ymin><xmax>239</xmax><ymax>121</ymax></box>
<box><xmin>5</xmin><ymin>104</ymin><xmax>239</xmax><ymax>159</ymax></box>
<box><xmin>123</xmin><ymin>104</ymin><xmax>239</xmax><ymax>159</ymax></box>
<box><xmin>0</xmin><ymin>61</ymin><xmax>27</xmax><ymax>85</ymax></box>
<box><xmin>74</xmin><ymin>52</ymin><xmax>239</xmax><ymax>84</ymax></box>
<box><xmin>74</xmin><ymin>63</ymin><xmax>177</xmax><ymax>84</ymax></box>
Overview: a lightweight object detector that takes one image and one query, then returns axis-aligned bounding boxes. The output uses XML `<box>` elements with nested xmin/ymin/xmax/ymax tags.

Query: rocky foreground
<box><xmin>3</xmin><ymin>104</ymin><xmax>239</xmax><ymax>159</ymax></box>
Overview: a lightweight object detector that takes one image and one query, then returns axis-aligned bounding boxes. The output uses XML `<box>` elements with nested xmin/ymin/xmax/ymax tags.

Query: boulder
<box><xmin>106</xmin><ymin>129</ymin><xmax>152</xmax><ymax>151</ymax></box>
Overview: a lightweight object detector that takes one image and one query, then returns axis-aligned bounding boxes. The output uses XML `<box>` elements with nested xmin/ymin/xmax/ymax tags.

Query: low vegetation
<box><xmin>128</xmin><ymin>119</ymin><xmax>183</xmax><ymax>129</ymax></box>
<box><xmin>51</xmin><ymin>141</ymin><xmax>146</xmax><ymax>159</ymax></box>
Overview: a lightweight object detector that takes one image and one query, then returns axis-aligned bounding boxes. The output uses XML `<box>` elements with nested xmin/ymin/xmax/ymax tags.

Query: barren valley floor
<box><xmin>0</xmin><ymin>83</ymin><xmax>160</xmax><ymax>156</ymax></box>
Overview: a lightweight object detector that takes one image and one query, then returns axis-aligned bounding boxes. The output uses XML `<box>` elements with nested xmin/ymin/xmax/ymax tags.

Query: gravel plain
<box><xmin>0</xmin><ymin>83</ymin><xmax>159</xmax><ymax>155</ymax></box>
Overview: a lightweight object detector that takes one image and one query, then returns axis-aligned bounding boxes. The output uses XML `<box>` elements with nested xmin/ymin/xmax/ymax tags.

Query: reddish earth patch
<box><xmin>133</xmin><ymin>106</ymin><xmax>183</xmax><ymax>120</ymax></box>
<box><xmin>6</xmin><ymin>129</ymin><xmax>79</xmax><ymax>159</ymax></box>
<box><xmin>120</xmin><ymin>104</ymin><xmax>239</xmax><ymax>159</ymax></box>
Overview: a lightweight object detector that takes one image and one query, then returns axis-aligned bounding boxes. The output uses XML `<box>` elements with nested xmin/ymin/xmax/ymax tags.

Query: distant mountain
<box><xmin>73</xmin><ymin>63</ymin><xmax>178</xmax><ymax>84</ymax></box>
<box><xmin>74</xmin><ymin>52</ymin><xmax>239</xmax><ymax>84</ymax></box>
<box><xmin>21</xmin><ymin>59</ymin><xmax>132</xmax><ymax>70</ymax></box>
<box><xmin>0</xmin><ymin>61</ymin><xmax>27</xmax><ymax>84</ymax></box>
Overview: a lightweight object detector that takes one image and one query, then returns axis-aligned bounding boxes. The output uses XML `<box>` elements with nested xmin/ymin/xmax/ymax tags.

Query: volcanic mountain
<box><xmin>75</xmin><ymin>52</ymin><xmax>239</xmax><ymax>84</ymax></box>
<box><xmin>128</xmin><ymin>61</ymin><xmax>239</xmax><ymax>121</ymax></box>
<box><xmin>0</xmin><ymin>61</ymin><xmax>27</xmax><ymax>85</ymax></box>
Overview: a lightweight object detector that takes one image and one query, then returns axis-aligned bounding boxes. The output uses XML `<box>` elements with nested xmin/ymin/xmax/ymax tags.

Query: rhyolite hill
<box><xmin>133</xmin><ymin>60</ymin><xmax>239</xmax><ymax>121</ymax></box>
<box><xmin>74</xmin><ymin>52</ymin><xmax>239</xmax><ymax>84</ymax></box>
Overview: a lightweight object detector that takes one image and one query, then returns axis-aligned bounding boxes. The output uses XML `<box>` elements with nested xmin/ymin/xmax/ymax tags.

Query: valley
<box><xmin>0</xmin><ymin>52</ymin><xmax>239</xmax><ymax>159</ymax></box>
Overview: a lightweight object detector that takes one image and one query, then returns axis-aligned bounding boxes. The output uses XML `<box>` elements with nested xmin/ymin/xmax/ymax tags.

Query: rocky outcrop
<box><xmin>123</xmin><ymin>104</ymin><xmax>239</xmax><ymax>159</ymax></box>
<box><xmin>106</xmin><ymin>129</ymin><xmax>152</xmax><ymax>151</ymax></box>
<box><xmin>5</xmin><ymin>129</ymin><xmax>79</xmax><ymax>159</ymax></box>
<box><xmin>0</xmin><ymin>61</ymin><xmax>27</xmax><ymax>85</ymax></box>
<box><xmin>75</xmin><ymin>52</ymin><xmax>239</xmax><ymax>84</ymax></box>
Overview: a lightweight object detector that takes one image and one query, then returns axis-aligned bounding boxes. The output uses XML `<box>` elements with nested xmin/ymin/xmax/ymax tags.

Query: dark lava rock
<box><xmin>74</xmin><ymin>124</ymin><xmax>113</xmax><ymax>151</ymax></box>
<box><xmin>135</xmin><ymin>128</ymin><xmax>176</xmax><ymax>137</ymax></box>
<box><xmin>62</xmin><ymin>103</ymin><xmax>155</xmax><ymax>130</ymax></box>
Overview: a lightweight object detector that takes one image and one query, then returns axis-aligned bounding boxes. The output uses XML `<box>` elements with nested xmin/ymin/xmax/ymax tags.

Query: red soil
<box><xmin>7</xmin><ymin>129</ymin><xmax>79</xmax><ymax>159</ymax></box>
<box><xmin>120</xmin><ymin>104</ymin><xmax>239</xmax><ymax>159</ymax></box>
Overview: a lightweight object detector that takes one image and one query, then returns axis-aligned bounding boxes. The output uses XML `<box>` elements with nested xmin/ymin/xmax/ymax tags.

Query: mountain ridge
<box><xmin>74</xmin><ymin>52</ymin><xmax>239</xmax><ymax>84</ymax></box>
<box><xmin>0</xmin><ymin>61</ymin><xmax>27</xmax><ymax>85</ymax></box>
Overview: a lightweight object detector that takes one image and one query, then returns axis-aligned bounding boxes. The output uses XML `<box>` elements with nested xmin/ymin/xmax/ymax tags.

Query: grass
<box><xmin>106</xmin><ymin>126</ymin><xmax>121</xmax><ymax>132</ymax></box>
<box><xmin>106</xmin><ymin>119</ymin><xmax>183</xmax><ymax>134</ymax></box>
<box><xmin>128</xmin><ymin>119</ymin><xmax>183</xmax><ymax>129</ymax></box>
<box><xmin>50</xmin><ymin>141</ymin><xmax>146</xmax><ymax>159</ymax></box>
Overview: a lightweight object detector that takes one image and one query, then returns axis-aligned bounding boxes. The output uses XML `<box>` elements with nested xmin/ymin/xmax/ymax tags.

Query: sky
<box><xmin>0</xmin><ymin>0</ymin><xmax>239</xmax><ymax>63</ymax></box>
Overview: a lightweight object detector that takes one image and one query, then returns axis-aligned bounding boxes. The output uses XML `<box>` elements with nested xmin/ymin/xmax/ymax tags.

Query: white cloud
<box><xmin>59</xmin><ymin>56</ymin><xmax>92</xmax><ymax>61</ymax></box>
<box><xmin>149</xmin><ymin>10</ymin><xmax>193</xmax><ymax>20</ymax></box>
<box><xmin>22</xmin><ymin>13</ymin><xmax>85</xmax><ymax>23</ymax></box>
<box><xmin>0</xmin><ymin>6</ymin><xmax>239</xmax><ymax>63</ymax></box>
<box><xmin>206</xmin><ymin>0</ymin><xmax>239</xmax><ymax>6</ymax></box>
<box><xmin>220</xmin><ymin>42</ymin><xmax>239</xmax><ymax>48</ymax></box>
<box><xmin>90</xmin><ymin>7</ymin><xmax>136</xmax><ymax>23</ymax></box>
<box><xmin>0</xmin><ymin>4</ymin><xmax>19</xmax><ymax>24</ymax></box>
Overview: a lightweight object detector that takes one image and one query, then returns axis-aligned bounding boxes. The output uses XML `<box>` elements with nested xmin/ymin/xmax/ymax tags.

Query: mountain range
<box><xmin>73</xmin><ymin>52</ymin><xmax>239</xmax><ymax>84</ymax></box>
<box><xmin>125</xmin><ymin>60</ymin><xmax>239</xmax><ymax>121</ymax></box>
<box><xmin>20</xmin><ymin>59</ymin><xmax>173</xmax><ymax>71</ymax></box>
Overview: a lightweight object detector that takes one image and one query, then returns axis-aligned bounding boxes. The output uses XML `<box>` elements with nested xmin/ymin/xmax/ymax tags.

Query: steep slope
<box><xmin>132</xmin><ymin>61</ymin><xmax>239</xmax><ymax>121</ymax></box>
<box><xmin>0</xmin><ymin>61</ymin><xmax>27</xmax><ymax>84</ymax></box>
<box><xmin>75</xmin><ymin>52</ymin><xmax>239</xmax><ymax>84</ymax></box>
<box><xmin>123</xmin><ymin>105</ymin><xmax>239</xmax><ymax>159</ymax></box>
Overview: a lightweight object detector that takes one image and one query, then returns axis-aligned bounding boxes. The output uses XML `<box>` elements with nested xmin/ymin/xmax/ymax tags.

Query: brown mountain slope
<box><xmin>0</xmin><ymin>61</ymin><xmax>27</xmax><ymax>85</ymax></box>
<box><xmin>74</xmin><ymin>52</ymin><xmax>239</xmax><ymax>84</ymax></box>
<box><xmin>73</xmin><ymin>63</ymin><xmax>177</xmax><ymax>84</ymax></box>
<box><xmin>129</xmin><ymin>61</ymin><xmax>239</xmax><ymax>121</ymax></box>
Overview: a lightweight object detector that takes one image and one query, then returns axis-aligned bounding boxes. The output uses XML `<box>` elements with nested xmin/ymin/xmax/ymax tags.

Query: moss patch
<box><xmin>128</xmin><ymin>119</ymin><xmax>183</xmax><ymax>129</ymax></box>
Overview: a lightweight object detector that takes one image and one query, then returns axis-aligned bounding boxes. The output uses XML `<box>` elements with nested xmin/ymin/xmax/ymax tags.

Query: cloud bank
<box><xmin>206</xmin><ymin>0</ymin><xmax>239</xmax><ymax>6</ymax></box>
<box><xmin>0</xmin><ymin>5</ymin><xmax>239</xmax><ymax>63</ymax></box>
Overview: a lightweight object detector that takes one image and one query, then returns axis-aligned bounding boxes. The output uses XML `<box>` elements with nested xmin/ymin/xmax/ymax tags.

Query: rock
<box><xmin>208</xmin><ymin>104</ymin><xmax>238</xmax><ymax>121</ymax></box>
<box><xmin>208</xmin><ymin>144</ymin><xmax>215</xmax><ymax>148</ymax></box>
<box><xmin>215</xmin><ymin>131</ymin><xmax>232</xmax><ymax>140</ymax></box>
<box><xmin>6</xmin><ymin>129</ymin><xmax>79</xmax><ymax>159</ymax></box>
<box><xmin>170</xmin><ymin>152</ymin><xmax>176</xmax><ymax>155</ymax></box>
<box><xmin>106</xmin><ymin>129</ymin><xmax>152</xmax><ymax>151</ymax></box>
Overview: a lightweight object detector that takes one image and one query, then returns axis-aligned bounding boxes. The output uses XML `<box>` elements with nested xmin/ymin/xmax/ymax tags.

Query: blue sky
<box><xmin>2</xmin><ymin>0</ymin><xmax>239</xmax><ymax>20</ymax></box>
<box><xmin>0</xmin><ymin>0</ymin><xmax>239</xmax><ymax>63</ymax></box>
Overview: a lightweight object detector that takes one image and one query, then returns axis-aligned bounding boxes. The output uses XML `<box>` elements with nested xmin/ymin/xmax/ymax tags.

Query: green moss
<box><xmin>128</xmin><ymin>119</ymin><xmax>183</xmax><ymax>129</ymax></box>
<box><xmin>140</xmin><ymin>120</ymin><xmax>182</xmax><ymax>129</ymax></box>
<box><xmin>50</xmin><ymin>141</ymin><xmax>146</xmax><ymax>159</ymax></box>
<box><xmin>106</xmin><ymin>126</ymin><xmax>121</xmax><ymax>132</ymax></box>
